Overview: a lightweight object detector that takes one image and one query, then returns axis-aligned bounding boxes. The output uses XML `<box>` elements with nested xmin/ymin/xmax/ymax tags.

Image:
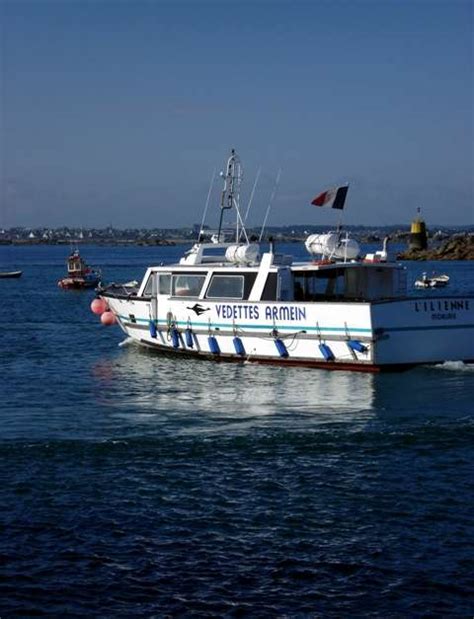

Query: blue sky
<box><xmin>1</xmin><ymin>0</ymin><xmax>472</xmax><ymax>229</ymax></box>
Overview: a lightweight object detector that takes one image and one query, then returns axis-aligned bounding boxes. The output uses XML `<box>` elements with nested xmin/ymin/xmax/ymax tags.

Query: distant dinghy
<box><xmin>414</xmin><ymin>273</ymin><xmax>450</xmax><ymax>289</ymax></box>
<box><xmin>0</xmin><ymin>270</ymin><xmax>22</xmax><ymax>278</ymax></box>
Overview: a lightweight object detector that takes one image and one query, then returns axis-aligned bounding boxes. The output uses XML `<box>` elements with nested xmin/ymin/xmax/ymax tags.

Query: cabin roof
<box><xmin>145</xmin><ymin>258</ymin><xmax>402</xmax><ymax>274</ymax></box>
<box><xmin>290</xmin><ymin>260</ymin><xmax>402</xmax><ymax>272</ymax></box>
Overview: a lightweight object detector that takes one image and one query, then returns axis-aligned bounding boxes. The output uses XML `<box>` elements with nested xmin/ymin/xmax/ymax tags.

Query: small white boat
<box><xmin>415</xmin><ymin>273</ymin><xmax>450</xmax><ymax>289</ymax></box>
<box><xmin>92</xmin><ymin>149</ymin><xmax>473</xmax><ymax>371</ymax></box>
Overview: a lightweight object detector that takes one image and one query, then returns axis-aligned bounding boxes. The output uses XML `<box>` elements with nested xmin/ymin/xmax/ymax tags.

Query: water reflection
<box><xmin>91</xmin><ymin>341</ymin><xmax>474</xmax><ymax>438</ymax></box>
<box><xmin>92</xmin><ymin>343</ymin><xmax>377</xmax><ymax>433</ymax></box>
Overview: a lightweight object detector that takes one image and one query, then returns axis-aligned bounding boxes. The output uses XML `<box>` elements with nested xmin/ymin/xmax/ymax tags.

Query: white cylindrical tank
<box><xmin>235</xmin><ymin>244</ymin><xmax>260</xmax><ymax>264</ymax></box>
<box><xmin>305</xmin><ymin>233</ymin><xmax>360</xmax><ymax>260</ymax></box>
<box><xmin>225</xmin><ymin>244</ymin><xmax>260</xmax><ymax>264</ymax></box>
<box><xmin>225</xmin><ymin>245</ymin><xmax>240</xmax><ymax>263</ymax></box>
<box><xmin>305</xmin><ymin>233</ymin><xmax>337</xmax><ymax>256</ymax></box>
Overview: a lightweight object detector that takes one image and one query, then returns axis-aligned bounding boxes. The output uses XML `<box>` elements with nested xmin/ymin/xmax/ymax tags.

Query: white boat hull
<box><xmin>101</xmin><ymin>294</ymin><xmax>474</xmax><ymax>371</ymax></box>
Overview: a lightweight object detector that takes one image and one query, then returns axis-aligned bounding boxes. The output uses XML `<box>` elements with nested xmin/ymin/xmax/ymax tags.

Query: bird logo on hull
<box><xmin>187</xmin><ymin>303</ymin><xmax>210</xmax><ymax>316</ymax></box>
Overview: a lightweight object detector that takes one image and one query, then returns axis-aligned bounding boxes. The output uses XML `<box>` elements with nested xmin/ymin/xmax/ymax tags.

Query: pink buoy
<box><xmin>100</xmin><ymin>310</ymin><xmax>116</xmax><ymax>326</ymax></box>
<box><xmin>91</xmin><ymin>298</ymin><xmax>108</xmax><ymax>315</ymax></box>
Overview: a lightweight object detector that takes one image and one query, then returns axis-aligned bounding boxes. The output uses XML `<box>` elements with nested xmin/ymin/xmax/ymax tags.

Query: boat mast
<box><xmin>217</xmin><ymin>149</ymin><xmax>248</xmax><ymax>243</ymax></box>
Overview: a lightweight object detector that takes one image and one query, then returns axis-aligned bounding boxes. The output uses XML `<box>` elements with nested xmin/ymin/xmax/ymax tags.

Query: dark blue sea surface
<box><xmin>1</xmin><ymin>244</ymin><xmax>473</xmax><ymax>617</ymax></box>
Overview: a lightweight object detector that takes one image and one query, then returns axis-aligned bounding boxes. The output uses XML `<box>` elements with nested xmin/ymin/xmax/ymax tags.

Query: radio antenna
<box><xmin>244</xmin><ymin>167</ymin><xmax>261</xmax><ymax>223</ymax></box>
<box><xmin>197</xmin><ymin>168</ymin><xmax>216</xmax><ymax>241</ymax></box>
<box><xmin>258</xmin><ymin>168</ymin><xmax>281</xmax><ymax>242</ymax></box>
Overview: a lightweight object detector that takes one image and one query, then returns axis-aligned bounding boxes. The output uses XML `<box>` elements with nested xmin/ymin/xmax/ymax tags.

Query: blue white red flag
<box><xmin>311</xmin><ymin>185</ymin><xmax>348</xmax><ymax>210</ymax></box>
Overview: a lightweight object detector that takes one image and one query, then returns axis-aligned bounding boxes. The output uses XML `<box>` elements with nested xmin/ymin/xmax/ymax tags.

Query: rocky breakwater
<box><xmin>398</xmin><ymin>234</ymin><xmax>474</xmax><ymax>260</ymax></box>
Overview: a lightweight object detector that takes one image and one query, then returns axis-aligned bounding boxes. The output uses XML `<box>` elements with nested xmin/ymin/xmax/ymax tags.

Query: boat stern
<box><xmin>371</xmin><ymin>296</ymin><xmax>474</xmax><ymax>365</ymax></box>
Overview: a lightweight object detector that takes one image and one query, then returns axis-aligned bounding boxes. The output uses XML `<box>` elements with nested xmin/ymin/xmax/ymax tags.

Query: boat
<box><xmin>0</xmin><ymin>270</ymin><xmax>22</xmax><ymax>278</ymax></box>
<box><xmin>58</xmin><ymin>249</ymin><xmax>101</xmax><ymax>289</ymax></box>
<box><xmin>92</xmin><ymin>150</ymin><xmax>474</xmax><ymax>371</ymax></box>
<box><xmin>414</xmin><ymin>272</ymin><xmax>450</xmax><ymax>289</ymax></box>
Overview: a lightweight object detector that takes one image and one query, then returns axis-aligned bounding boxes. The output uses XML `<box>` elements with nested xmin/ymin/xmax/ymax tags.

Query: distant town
<box><xmin>0</xmin><ymin>223</ymin><xmax>472</xmax><ymax>246</ymax></box>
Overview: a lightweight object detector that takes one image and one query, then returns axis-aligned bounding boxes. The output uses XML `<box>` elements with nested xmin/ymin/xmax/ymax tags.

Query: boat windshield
<box><xmin>206</xmin><ymin>274</ymin><xmax>244</xmax><ymax>299</ymax></box>
<box><xmin>172</xmin><ymin>273</ymin><xmax>206</xmax><ymax>298</ymax></box>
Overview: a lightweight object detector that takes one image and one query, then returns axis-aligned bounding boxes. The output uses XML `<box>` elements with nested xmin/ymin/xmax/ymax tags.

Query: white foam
<box><xmin>433</xmin><ymin>361</ymin><xmax>474</xmax><ymax>372</ymax></box>
<box><xmin>118</xmin><ymin>337</ymin><xmax>134</xmax><ymax>348</ymax></box>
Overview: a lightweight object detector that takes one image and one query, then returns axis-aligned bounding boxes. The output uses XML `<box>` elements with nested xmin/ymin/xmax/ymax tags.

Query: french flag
<box><xmin>311</xmin><ymin>185</ymin><xmax>348</xmax><ymax>210</ymax></box>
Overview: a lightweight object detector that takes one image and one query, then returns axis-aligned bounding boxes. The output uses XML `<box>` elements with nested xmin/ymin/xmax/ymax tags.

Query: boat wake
<box><xmin>432</xmin><ymin>361</ymin><xmax>474</xmax><ymax>372</ymax></box>
<box><xmin>119</xmin><ymin>337</ymin><xmax>135</xmax><ymax>348</ymax></box>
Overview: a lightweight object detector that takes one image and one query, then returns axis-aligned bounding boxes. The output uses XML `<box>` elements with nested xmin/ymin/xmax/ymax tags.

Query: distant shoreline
<box><xmin>1</xmin><ymin>230</ymin><xmax>473</xmax><ymax>259</ymax></box>
<box><xmin>1</xmin><ymin>224</ymin><xmax>473</xmax><ymax>247</ymax></box>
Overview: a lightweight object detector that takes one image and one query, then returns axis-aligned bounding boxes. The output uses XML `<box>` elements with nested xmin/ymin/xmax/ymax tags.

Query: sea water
<box><xmin>1</xmin><ymin>244</ymin><xmax>473</xmax><ymax>616</ymax></box>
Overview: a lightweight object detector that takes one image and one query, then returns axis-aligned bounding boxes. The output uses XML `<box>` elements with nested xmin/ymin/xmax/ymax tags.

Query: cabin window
<box><xmin>143</xmin><ymin>273</ymin><xmax>171</xmax><ymax>296</ymax></box>
<box><xmin>206</xmin><ymin>275</ymin><xmax>244</xmax><ymax>299</ymax></box>
<box><xmin>344</xmin><ymin>267</ymin><xmax>397</xmax><ymax>300</ymax></box>
<box><xmin>261</xmin><ymin>273</ymin><xmax>278</xmax><ymax>301</ymax></box>
<box><xmin>293</xmin><ymin>270</ymin><xmax>345</xmax><ymax>301</ymax></box>
<box><xmin>243</xmin><ymin>272</ymin><xmax>257</xmax><ymax>298</ymax></box>
<box><xmin>158</xmin><ymin>273</ymin><xmax>171</xmax><ymax>295</ymax></box>
<box><xmin>143</xmin><ymin>275</ymin><xmax>153</xmax><ymax>296</ymax></box>
<box><xmin>171</xmin><ymin>273</ymin><xmax>206</xmax><ymax>297</ymax></box>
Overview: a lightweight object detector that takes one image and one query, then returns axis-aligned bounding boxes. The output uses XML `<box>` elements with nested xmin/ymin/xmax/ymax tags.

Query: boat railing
<box><xmin>98</xmin><ymin>282</ymin><xmax>140</xmax><ymax>298</ymax></box>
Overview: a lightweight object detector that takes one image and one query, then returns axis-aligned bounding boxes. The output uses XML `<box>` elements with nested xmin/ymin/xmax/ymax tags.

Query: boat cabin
<box><xmin>67</xmin><ymin>250</ymin><xmax>89</xmax><ymax>277</ymax></box>
<box><xmin>136</xmin><ymin>246</ymin><xmax>407</xmax><ymax>304</ymax></box>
